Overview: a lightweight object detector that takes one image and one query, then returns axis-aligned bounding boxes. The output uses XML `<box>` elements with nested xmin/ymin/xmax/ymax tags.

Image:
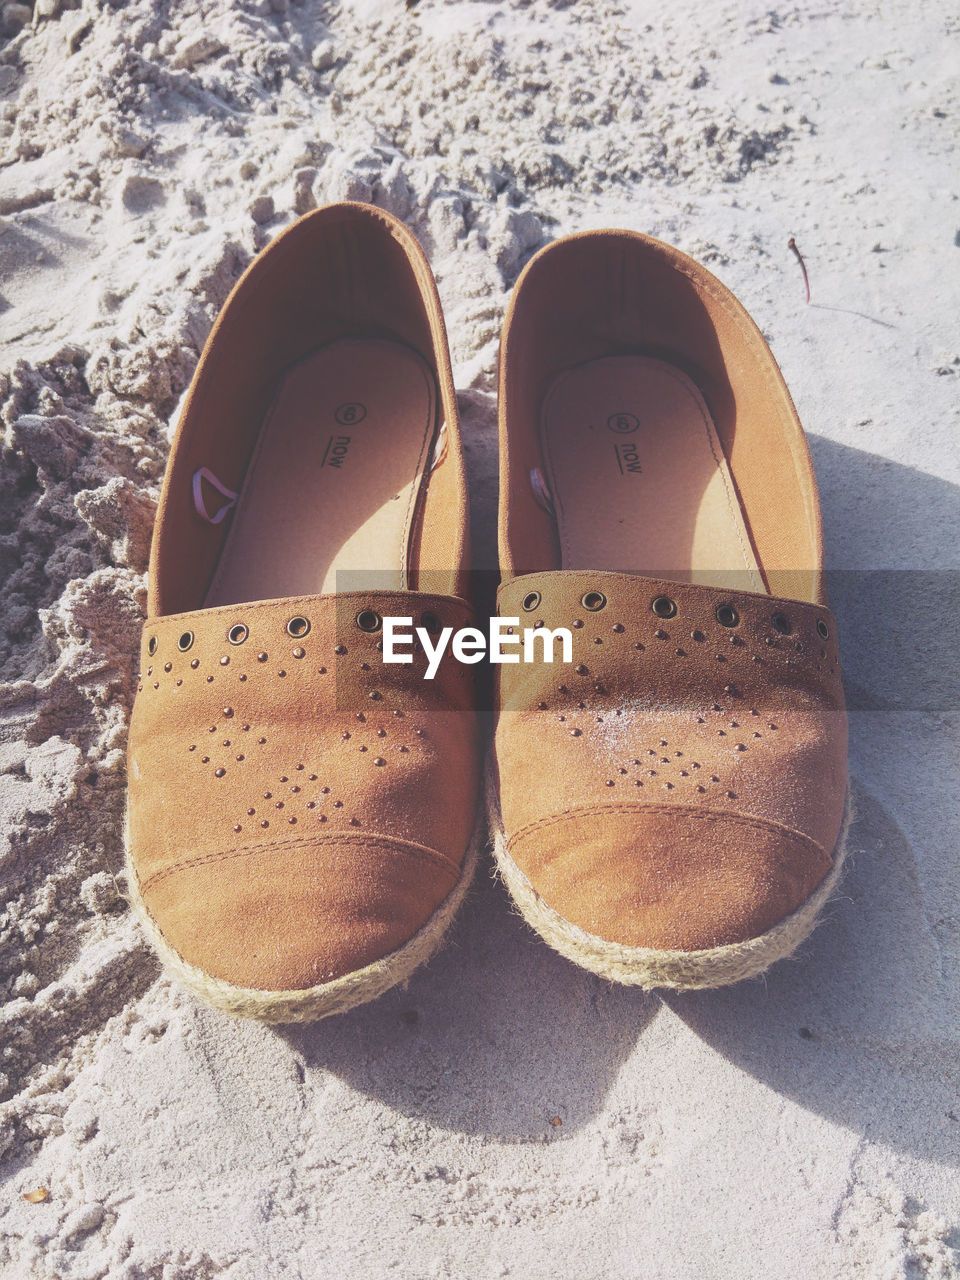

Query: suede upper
<box><xmin>126</xmin><ymin>204</ymin><xmax>480</xmax><ymax>997</ymax></box>
<box><xmin>129</xmin><ymin>591</ymin><xmax>479</xmax><ymax>988</ymax></box>
<box><xmin>493</xmin><ymin>571</ymin><xmax>846</xmax><ymax>951</ymax></box>
<box><xmin>493</xmin><ymin>229</ymin><xmax>849</xmax><ymax>957</ymax></box>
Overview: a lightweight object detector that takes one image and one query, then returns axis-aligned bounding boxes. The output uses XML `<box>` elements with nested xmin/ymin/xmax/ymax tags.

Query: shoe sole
<box><xmin>123</xmin><ymin>806</ymin><xmax>485</xmax><ymax>1024</ymax></box>
<box><xmin>486</xmin><ymin>763</ymin><xmax>852</xmax><ymax>990</ymax></box>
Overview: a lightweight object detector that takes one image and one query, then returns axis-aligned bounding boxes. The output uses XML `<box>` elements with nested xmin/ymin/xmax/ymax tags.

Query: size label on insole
<box><xmin>322</xmin><ymin>402</ymin><xmax>369</xmax><ymax>468</ymax></box>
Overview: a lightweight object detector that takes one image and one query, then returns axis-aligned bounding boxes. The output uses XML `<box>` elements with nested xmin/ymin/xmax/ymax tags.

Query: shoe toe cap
<box><xmin>507</xmin><ymin>805</ymin><xmax>832</xmax><ymax>952</ymax></box>
<box><xmin>136</xmin><ymin>833</ymin><xmax>462</xmax><ymax>991</ymax></box>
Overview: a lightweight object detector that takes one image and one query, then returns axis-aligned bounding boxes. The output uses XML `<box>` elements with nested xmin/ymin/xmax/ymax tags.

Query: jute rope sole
<box><xmin>124</xmin><ymin>808</ymin><xmax>485</xmax><ymax>1024</ymax></box>
<box><xmin>486</xmin><ymin>765</ymin><xmax>852</xmax><ymax>990</ymax></box>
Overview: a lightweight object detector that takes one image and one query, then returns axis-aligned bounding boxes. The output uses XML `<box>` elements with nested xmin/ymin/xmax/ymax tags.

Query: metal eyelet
<box><xmin>227</xmin><ymin>624</ymin><xmax>247</xmax><ymax>646</ymax></box>
<box><xmin>421</xmin><ymin>610</ymin><xmax>442</xmax><ymax>634</ymax></box>
<box><xmin>817</xmin><ymin>619</ymin><xmax>830</xmax><ymax>640</ymax></box>
<box><xmin>356</xmin><ymin>609</ymin><xmax>382</xmax><ymax>633</ymax></box>
<box><xmin>715</xmin><ymin>604</ymin><xmax>739</xmax><ymax>628</ymax></box>
<box><xmin>651</xmin><ymin>596</ymin><xmax>677</xmax><ymax>619</ymax></box>
<box><xmin>177</xmin><ymin>631</ymin><xmax>194</xmax><ymax>652</ymax></box>
<box><xmin>286</xmin><ymin>616</ymin><xmax>310</xmax><ymax>638</ymax></box>
<box><xmin>581</xmin><ymin>591</ymin><xmax>606</xmax><ymax>612</ymax></box>
<box><xmin>522</xmin><ymin>591</ymin><xmax>541</xmax><ymax>612</ymax></box>
<box><xmin>772</xmin><ymin>612</ymin><xmax>792</xmax><ymax>635</ymax></box>
<box><xmin>147</xmin><ymin>636</ymin><xmax>158</xmax><ymax>656</ymax></box>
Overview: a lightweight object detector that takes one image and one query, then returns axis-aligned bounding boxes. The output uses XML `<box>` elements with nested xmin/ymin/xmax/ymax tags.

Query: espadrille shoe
<box><xmin>126</xmin><ymin>204</ymin><xmax>482</xmax><ymax>1023</ymax></box>
<box><xmin>489</xmin><ymin>230</ymin><xmax>848</xmax><ymax>990</ymax></box>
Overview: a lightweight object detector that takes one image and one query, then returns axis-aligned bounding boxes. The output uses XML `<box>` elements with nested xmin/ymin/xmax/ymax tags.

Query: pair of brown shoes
<box><xmin>125</xmin><ymin>203</ymin><xmax>848</xmax><ymax>1022</ymax></box>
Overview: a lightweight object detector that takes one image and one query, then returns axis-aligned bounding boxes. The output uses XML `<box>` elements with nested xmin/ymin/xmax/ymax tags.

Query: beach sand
<box><xmin>0</xmin><ymin>1</ymin><xmax>958</xmax><ymax>1276</ymax></box>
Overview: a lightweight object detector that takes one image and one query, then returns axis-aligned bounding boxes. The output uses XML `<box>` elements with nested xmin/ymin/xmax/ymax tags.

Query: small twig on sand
<box><xmin>788</xmin><ymin>237</ymin><xmax>811</xmax><ymax>304</ymax></box>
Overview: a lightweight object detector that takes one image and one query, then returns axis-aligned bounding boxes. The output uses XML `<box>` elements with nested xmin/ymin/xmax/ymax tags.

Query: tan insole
<box><xmin>205</xmin><ymin>339</ymin><xmax>437</xmax><ymax>606</ymax></box>
<box><xmin>540</xmin><ymin>356</ymin><xmax>767</xmax><ymax>592</ymax></box>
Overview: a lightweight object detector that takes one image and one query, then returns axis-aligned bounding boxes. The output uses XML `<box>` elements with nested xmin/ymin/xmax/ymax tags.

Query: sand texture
<box><xmin>1</xmin><ymin>0</ymin><xmax>959</xmax><ymax>1276</ymax></box>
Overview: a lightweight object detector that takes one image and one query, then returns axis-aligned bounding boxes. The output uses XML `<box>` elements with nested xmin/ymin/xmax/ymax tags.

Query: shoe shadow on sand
<box><xmin>278</xmin><ymin>859</ymin><xmax>660</xmax><ymax>1141</ymax></box>
<box><xmin>673</xmin><ymin>437</ymin><xmax>960</xmax><ymax>1168</ymax></box>
<box><xmin>670</xmin><ymin>779</ymin><xmax>960</xmax><ymax>1168</ymax></box>
<box><xmin>282</xmin><ymin>437</ymin><xmax>959</xmax><ymax>1156</ymax></box>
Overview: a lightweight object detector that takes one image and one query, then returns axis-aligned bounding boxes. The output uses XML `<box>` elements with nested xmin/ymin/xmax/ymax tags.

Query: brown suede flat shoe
<box><xmin>126</xmin><ymin>204</ymin><xmax>482</xmax><ymax>1022</ymax></box>
<box><xmin>490</xmin><ymin>230</ymin><xmax>849</xmax><ymax>989</ymax></box>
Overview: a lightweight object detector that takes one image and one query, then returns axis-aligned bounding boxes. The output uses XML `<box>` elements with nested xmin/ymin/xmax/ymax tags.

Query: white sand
<box><xmin>1</xmin><ymin>0</ymin><xmax>959</xmax><ymax>1276</ymax></box>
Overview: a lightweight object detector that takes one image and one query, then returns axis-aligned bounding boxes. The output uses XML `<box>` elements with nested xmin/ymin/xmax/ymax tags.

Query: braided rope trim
<box><xmin>123</xmin><ymin>806</ymin><xmax>486</xmax><ymax>1024</ymax></box>
<box><xmin>486</xmin><ymin>763</ymin><xmax>852</xmax><ymax>991</ymax></box>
